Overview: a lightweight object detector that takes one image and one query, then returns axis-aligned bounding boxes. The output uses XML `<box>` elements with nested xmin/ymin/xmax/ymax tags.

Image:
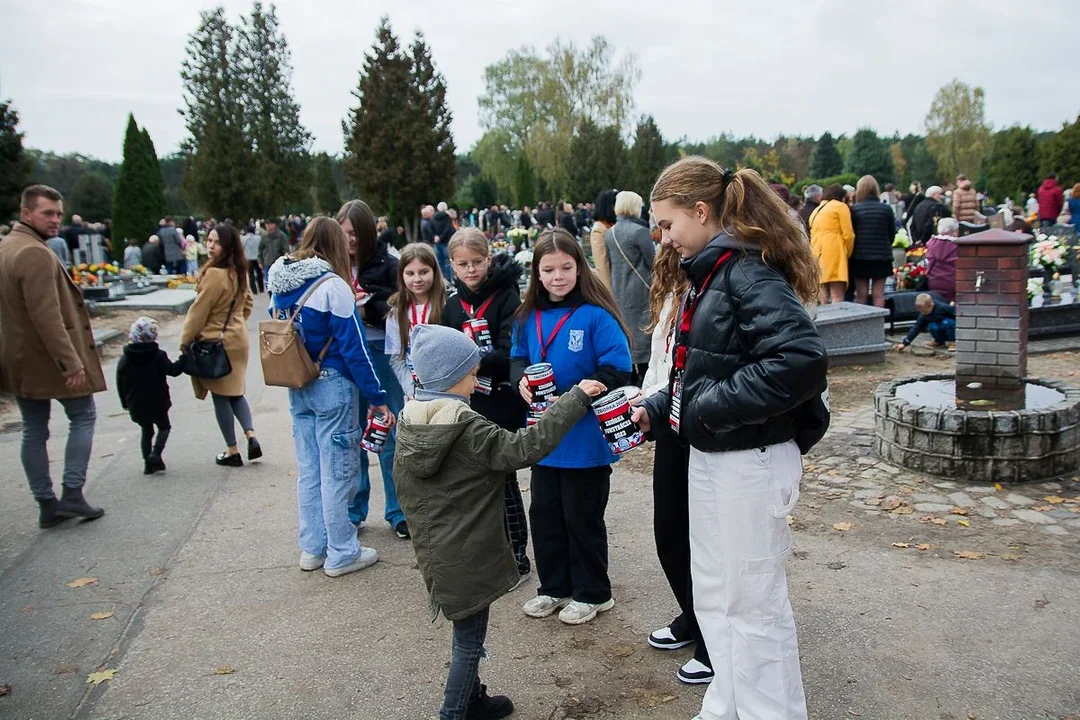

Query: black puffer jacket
<box><xmin>643</xmin><ymin>233</ymin><xmax>830</xmax><ymax>454</ymax></box>
<box><xmin>850</xmin><ymin>199</ymin><xmax>896</xmax><ymax>262</ymax></box>
<box><xmin>355</xmin><ymin>236</ymin><xmax>399</xmax><ymax>333</ymax></box>
<box><xmin>116</xmin><ymin>342</ymin><xmax>183</xmax><ymax>425</ymax></box>
<box><xmin>441</xmin><ymin>254</ymin><xmax>527</xmax><ymax>429</ymax></box>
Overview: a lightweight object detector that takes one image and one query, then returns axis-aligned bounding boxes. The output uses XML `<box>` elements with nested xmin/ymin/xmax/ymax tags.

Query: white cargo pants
<box><xmin>688</xmin><ymin>440</ymin><xmax>808</xmax><ymax>720</ymax></box>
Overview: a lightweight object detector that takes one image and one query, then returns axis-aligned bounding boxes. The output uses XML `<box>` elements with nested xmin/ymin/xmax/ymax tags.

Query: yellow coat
<box><xmin>180</xmin><ymin>267</ymin><xmax>253</xmax><ymax>399</ymax></box>
<box><xmin>809</xmin><ymin>200</ymin><xmax>855</xmax><ymax>285</ymax></box>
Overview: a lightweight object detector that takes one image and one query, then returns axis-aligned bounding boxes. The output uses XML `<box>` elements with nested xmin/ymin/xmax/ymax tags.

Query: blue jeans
<box><xmin>434</xmin><ymin>241</ymin><xmax>452</xmax><ymax>282</ymax></box>
<box><xmin>441</xmin><ymin>606</ymin><xmax>490</xmax><ymax>720</ymax></box>
<box><xmin>929</xmin><ymin>318</ymin><xmax>956</xmax><ymax>344</ymax></box>
<box><xmin>289</xmin><ymin>369</ymin><xmax>362</xmax><ymax>571</ymax></box>
<box><xmin>348</xmin><ymin>338</ymin><xmax>405</xmax><ymax>527</ymax></box>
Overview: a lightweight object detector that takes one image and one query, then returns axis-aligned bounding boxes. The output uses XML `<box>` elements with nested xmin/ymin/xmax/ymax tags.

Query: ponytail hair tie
<box><xmin>722</xmin><ymin>168</ymin><xmax>734</xmax><ymax>186</ymax></box>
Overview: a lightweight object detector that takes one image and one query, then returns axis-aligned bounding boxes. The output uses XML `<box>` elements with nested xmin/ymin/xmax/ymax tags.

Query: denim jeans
<box><xmin>348</xmin><ymin>338</ymin><xmax>405</xmax><ymax>527</ymax></box>
<box><xmin>16</xmin><ymin>396</ymin><xmax>97</xmax><ymax>501</ymax></box>
<box><xmin>441</xmin><ymin>606</ymin><xmax>490</xmax><ymax>720</ymax></box>
<box><xmin>929</xmin><ymin>318</ymin><xmax>956</xmax><ymax>344</ymax></box>
<box><xmin>289</xmin><ymin>369</ymin><xmax>362</xmax><ymax>570</ymax></box>
<box><xmin>434</xmin><ymin>241</ymin><xmax>453</xmax><ymax>282</ymax></box>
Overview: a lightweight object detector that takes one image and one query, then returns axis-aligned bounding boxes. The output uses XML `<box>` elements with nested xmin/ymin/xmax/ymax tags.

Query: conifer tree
<box><xmin>0</xmin><ymin>99</ymin><xmax>32</xmax><ymax>221</ymax></box>
<box><xmin>514</xmin><ymin>154</ymin><xmax>537</xmax><ymax>207</ymax></box>
<box><xmin>113</xmin><ymin>114</ymin><xmax>165</xmax><ymax>244</ymax></box>
<box><xmin>71</xmin><ymin>171</ymin><xmax>113</xmax><ymax>222</ymax></box>
<box><xmin>628</xmin><ymin>115</ymin><xmax>667</xmax><ymax>196</ymax></box>
<box><xmin>313</xmin><ymin>152</ymin><xmax>341</xmax><ymax>214</ymax></box>
<box><xmin>845</xmin><ymin>128</ymin><xmax>896</xmax><ymax>185</ymax></box>
<box><xmin>810</xmin><ymin>132</ymin><xmax>844</xmax><ymax>178</ymax></box>
<box><xmin>140</xmin><ymin>127</ymin><xmax>167</xmax><ymax>222</ymax></box>
<box><xmin>407</xmin><ymin>31</ymin><xmax>456</xmax><ymax>208</ymax></box>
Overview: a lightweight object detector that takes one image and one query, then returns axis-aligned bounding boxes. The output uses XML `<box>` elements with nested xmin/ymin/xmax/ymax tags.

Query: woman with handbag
<box><xmin>267</xmin><ymin>217</ymin><xmax>393</xmax><ymax>578</ymax></box>
<box><xmin>604</xmin><ymin>191</ymin><xmax>655</xmax><ymax>385</ymax></box>
<box><xmin>179</xmin><ymin>223</ymin><xmax>261</xmax><ymax>467</ymax></box>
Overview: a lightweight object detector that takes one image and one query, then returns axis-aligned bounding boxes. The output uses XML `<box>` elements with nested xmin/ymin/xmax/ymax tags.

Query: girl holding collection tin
<box><xmin>384</xmin><ymin>243</ymin><xmax>446</xmax><ymax>399</ymax></box>
<box><xmin>511</xmin><ymin>228</ymin><xmax>632</xmax><ymax>626</ymax></box>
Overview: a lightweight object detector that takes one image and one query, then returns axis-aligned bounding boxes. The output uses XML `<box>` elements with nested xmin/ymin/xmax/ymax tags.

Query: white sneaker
<box><xmin>558</xmin><ymin>598</ymin><xmax>615</xmax><ymax>625</ymax></box>
<box><xmin>299</xmin><ymin>551</ymin><xmax>325</xmax><ymax>571</ymax></box>
<box><xmin>677</xmin><ymin>658</ymin><xmax>715</xmax><ymax>685</ymax></box>
<box><xmin>648</xmin><ymin>626</ymin><xmax>694</xmax><ymax>650</ymax></box>
<box><xmin>324</xmin><ymin>546</ymin><xmax>379</xmax><ymax>577</ymax></box>
<box><xmin>522</xmin><ymin>594</ymin><xmax>571</xmax><ymax>618</ymax></box>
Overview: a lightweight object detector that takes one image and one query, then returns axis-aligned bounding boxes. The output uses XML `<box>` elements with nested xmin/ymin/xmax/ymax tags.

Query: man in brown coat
<box><xmin>0</xmin><ymin>185</ymin><xmax>107</xmax><ymax>528</ymax></box>
<box><xmin>952</xmin><ymin>175</ymin><xmax>980</xmax><ymax>223</ymax></box>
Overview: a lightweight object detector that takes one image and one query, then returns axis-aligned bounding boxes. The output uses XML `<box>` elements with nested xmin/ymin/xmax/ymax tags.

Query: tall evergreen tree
<box><xmin>514</xmin><ymin>154</ymin><xmax>537</xmax><ymax>207</ymax></box>
<box><xmin>984</xmin><ymin>126</ymin><xmax>1039</xmax><ymax>201</ymax></box>
<box><xmin>1039</xmin><ymin>116</ymin><xmax>1080</xmax><ymax>188</ymax></box>
<box><xmin>406</xmin><ymin>32</ymin><xmax>456</xmax><ymax>211</ymax></box>
<box><xmin>139</xmin><ymin>127</ymin><xmax>167</xmax><ymax>222</ymax></box>
<box><xmin>71</xmin><ymin>171</ymin><xmax>113</xmax><ymax>222</ymax></box>
<box><xmin>844</xmin><ymin>128</ymin><xmax>896</xmax><ymax>185</ymax></box>
<box><xmin>113</xmin><ymin>114</ymin><xmax>165</xmax><ymax>243</ymax></box>
<box><xmin>629</xmin><ymin>114</ymin><xmax>667</xmax><ymax>195</ymax></box>
<box><xmin>180</xmin><ymin>7</ymin><xmax>255</xmax><ymax>221</ymax></box>
<box><xmin>809</xmin><ymin>131</ymin><xmax>844</xmax><ymax>178</ymax></box>
<box><xmin>0</xmin><ymin>99</ymin><xmax>32</xmax><ymax>221</ymax></box>
<box><xmin>238</xmin><ymin>1</ymin><xmax>312</xmax><ymax>216</ymax></box>
<box><xmin>313</xmin><ymin>152</ymin><xmax>341</xmax><ymax>214</ymax></box>
<box><xmin>567</xmin><ymin>119</ymin><xmax>626</xmax><ymax>203</ymax></box>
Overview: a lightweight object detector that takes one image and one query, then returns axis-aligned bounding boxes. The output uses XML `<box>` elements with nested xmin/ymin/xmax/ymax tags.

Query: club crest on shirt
<box><xmin>568</xmin><ymin>329</ymin><xmax>584</xmax><ymax>352</ymax></box>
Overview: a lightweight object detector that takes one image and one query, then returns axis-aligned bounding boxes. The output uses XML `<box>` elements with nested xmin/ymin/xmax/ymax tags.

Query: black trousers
<box><xmin>654</xmin><ymin>433</ymin><xmax>712</xmax><ymax>667</ymax></box>
<box><xmin>139</xmin><ymin>419</ymin><xmax>172</xmax><ymax>459</ymax></box>
<box><xmin>248</xmin><ymin>260</ymin><xmax>264</xmax><ymax>293</ymax></box>
<box><xmin>504</xmin><ymin>473</ymin><xmax>530</xmax><ymax>575</ymax></box>
<box><xmin>529</xmin><ymin>464</ymin><xmax>611</xmax><ymax>604</ymax></box>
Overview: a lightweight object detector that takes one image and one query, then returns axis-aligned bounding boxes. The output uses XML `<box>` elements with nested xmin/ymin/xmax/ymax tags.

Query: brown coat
<box><xmin>0</xmin><ymin>224</ymin><xmax>106</xmax><ymax>399</ymax></box>
<box><xmin>180</xmin><ymin>267</ymin><xmax>253</xmax><ymax>399</ymax></box>
<box><xmin>953</xmin><ymin>182</ymin><xmax>980</xmax><ymax>223</ymax></box>
<box><xmin>590</xmin><ymin>221</ymin><xmax>612</xmax><ymax>289</ymax></box>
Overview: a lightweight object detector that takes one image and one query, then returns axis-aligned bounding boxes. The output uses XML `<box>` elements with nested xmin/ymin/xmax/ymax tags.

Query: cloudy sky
<box><xmin>4</xmin><ymin>0</ymin><xmax>1078</xmax><ymax>162</ymax></box>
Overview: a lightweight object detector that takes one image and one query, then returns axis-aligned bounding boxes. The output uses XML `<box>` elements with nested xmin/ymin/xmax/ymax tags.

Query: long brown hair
<box><xmin>335</xmin><ymin>199</ymin><xmax>377</xmax><ymax>273</ymax></box>
<box><xmin>516</xmin><ymin>227</ymin><xmax>631</xmax><ymax>343</ymax></box>
<box><xmin>388</xmin><ymin>243</ymin><xmax>446</xmax><ymax>358</ymax></box>
<box><xmin>646</xmin><ymin>243</ymin><xmax>689</xmax><ymax>335</ymax></box>
<box><xmin>201</xmin><ymin>223</ymin><xmax>248</xmax><ymax>294</ymax></box>
<box><xmin>651</xmin><ymin>156</ymin><xmax>820</xmax><ymax>303</ymax></box>
<box><xmin>291</xmin><ymin>216</ymin><xmax>353</xmax><ymax>283</ymax></box>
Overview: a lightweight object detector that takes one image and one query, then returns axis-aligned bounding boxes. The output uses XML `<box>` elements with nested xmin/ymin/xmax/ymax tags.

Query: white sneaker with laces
<box><xmin>648</xmin><ymin>626</ymin><xmax>694</xmax><ymax>650</ymax></box>
<box><xmin>324</xmin><ymin>546</ymin><xmax>379</xmax><ymax>577</ymax></box>
<box><xmin>522</xmin><ymin>594</ymin><xmax>571</xmax><ymax>618</ymax></box>
<box><xmin>558</xmin><ymin>598</ymin><xmax>615</xmax><ymax>625</ymax></box>
<box><xmin>299</xmin><ymin>551</ymin><xmax>325</xmax><ymax>571</ymax></box>
<box><xmin>677</xmin><ymin>657</ymin><xmax>715</xmax><ymax>685</ymax></box>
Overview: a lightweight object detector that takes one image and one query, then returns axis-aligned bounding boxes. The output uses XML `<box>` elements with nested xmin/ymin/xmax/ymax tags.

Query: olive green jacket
<box><xmin>394</xmin><ymin>386</ymin><xmax>591</xmax><ymax>621</ymax></box>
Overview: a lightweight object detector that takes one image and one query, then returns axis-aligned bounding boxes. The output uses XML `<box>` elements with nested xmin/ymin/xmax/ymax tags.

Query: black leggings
<box><xmin>211</xmin><ymin>393</ymin><xmax>254</xmax><ymax>448</ymax></box>
<box><xmin>139</xmin><ymin>420</ymin><xmax>171</xmax><ymax>459</ymax></box>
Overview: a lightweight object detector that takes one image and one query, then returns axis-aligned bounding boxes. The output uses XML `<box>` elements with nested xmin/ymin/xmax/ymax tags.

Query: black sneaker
<box><xmin>648</xmin><ymin>625</ymin><xmax>694</xmax><ymax>650</ymax></box>
<box><xmin>216</xmin><ymin>452</ymin><xmax>243</xmax><ymax>467</ymax></box>
<box><xmin>146</xmin><ymin>454</ymin><xmax>166</xmax><ymax>474</ymax></box>
<box><xmin>247</xmin><ymin>437</ymin><xmax>263</xmax><ymax>461</ymax></box>
<box><xmin>466</xmin><ymin>684</ymin><xmax>514</xmax><ymax>719</ymax></box>
<box><xmin>394</xmin><ymin>520</ymin><xmax>410</xmax><ymax>539</ymax></box>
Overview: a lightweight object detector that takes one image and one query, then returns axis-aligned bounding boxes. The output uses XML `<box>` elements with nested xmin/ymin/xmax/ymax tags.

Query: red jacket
<box><xmin>1037</xmin><ymin>178</ymin><xmax>1064</xmax><ymax>221</ymax></box>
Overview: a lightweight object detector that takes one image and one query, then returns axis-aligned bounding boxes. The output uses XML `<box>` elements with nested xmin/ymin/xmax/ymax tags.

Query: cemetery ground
<box><xmin>0</xmin><ymin>301</ymin><xmax>1078</xmax><ymax>720</ymax></box>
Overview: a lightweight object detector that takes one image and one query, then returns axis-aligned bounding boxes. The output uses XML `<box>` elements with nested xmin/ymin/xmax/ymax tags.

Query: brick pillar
<box><xmin>953</xmin><ymin>229</ymin><xmax>1033</xmax><ymax>408</ymax></box>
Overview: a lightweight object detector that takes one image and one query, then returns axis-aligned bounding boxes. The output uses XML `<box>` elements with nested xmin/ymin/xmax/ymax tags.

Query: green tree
<box><xmin>70</xmin><ymin>171</ymin><xmax>113</xmax><ymax>222</ymax></box>
<box><xmin>113</xmin><ymin>114</ymin><xmax>165</xmax><ymax>244</ymax></box>
<box><xmin>515</xmin><ymin>154</ymin><xmax>537</xmax><ymax>207</ymax></box>
<box><xmin>407</xmin><ymin>31</ymin><xmax>456</xmax><ymax>207</ymax></box>
<box><xmin>0</xmin><ymin>99</ymin><xmax>32</xmax><ymax>221</ymax></box>
<box><xmin>139</xmin><ymin>127</ymin><xmax>166</xmax><ymax>222</ymax></box>
<box><xmin>628</xmin><ymin>114</ymin><xmax>667</xmax><ymax>195</ymax></box>
<box><xmin>809</xmin><ymin>132</ymin><xmax>844</xmax><ymax>177</ymax></box>
<box><xmin>983</xmin><ymin>126</ymin><xmax>1039</xmax><ymax>202</ymax></box>
<box><xmin>899</xmin><ymin>134</ymin><xmax>940</xmax><ymax>188</ymax></box>
<box><xmin>238</xmin><ymin>1</ymin><xmax>312</xmax><ymax>216</ymax></box>
<box><xmin>313</xmin><ymin>152</ymin><xmax>341</xmax><ymax>214</ymax></box>
<box><xmin>924</xmin><ymin>79</ymin><xmax>992</xmax><ymax>181</ymax></box>
<box><xmin>471</xmin><ymin>130</ymin><xmax>518</xmax><ymax>202</ymax></box>
<box><xmin>180</xmin><ymin>7</ymin><xmax>256</xmax><ymax>221</ymax></box>
<box><xmin>844</xmin><ymin>128</ymin><xmax>896</xmax><ymax>185</ymax></box>
<box><xmin>1038</xmin><ymin>116</ymin><xmax>1080</xmax><ymax>188</ymax></box>
<box><xmin>567</xmin><ymin>119</ymin><xmax>627</xmax><ymax>203</ymax></box>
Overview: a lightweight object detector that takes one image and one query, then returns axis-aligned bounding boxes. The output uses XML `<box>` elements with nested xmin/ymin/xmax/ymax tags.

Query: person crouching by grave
<box><xmin>394</xmin><ymin>323</ymin><xmax>607</xmax><ymax>720</ymax></box>
<box><xmin>116</xmin><ymin>317</ymin><xmax>184</xmax><ymax>474</ymax></box>
<box><xmin>511</xmin><ymin>229</ymin><xmax>633</xmax><ymax>626</ymax></box>
<box><xmin>896</xmin><ymin>293</ymin><xmax>956</xmax><ymax>352</ymax></box>
<box><xmin>635</xmin><ymin>158</ymin><xmax>829</xmax><ymax>720</ymax></box>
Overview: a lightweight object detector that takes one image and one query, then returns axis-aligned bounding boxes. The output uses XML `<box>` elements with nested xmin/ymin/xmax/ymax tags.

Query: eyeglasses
<box><xmin>453</xmin><ymin>260</ymin><xmax>489</xmax><ymax>271</ymax></box>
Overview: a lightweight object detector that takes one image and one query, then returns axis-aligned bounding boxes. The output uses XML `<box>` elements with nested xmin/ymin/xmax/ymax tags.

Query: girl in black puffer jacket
<box><xmin>637</xmin><ymin>157</ymin><xmax>828</xmax><ymax>720</ymax></box>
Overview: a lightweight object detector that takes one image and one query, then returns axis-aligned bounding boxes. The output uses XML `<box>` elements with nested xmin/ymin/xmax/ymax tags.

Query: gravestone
<box><xmin>813</xmin><ymin>302</ymin><xmax>890</xmax><ymax>366</ymax></box>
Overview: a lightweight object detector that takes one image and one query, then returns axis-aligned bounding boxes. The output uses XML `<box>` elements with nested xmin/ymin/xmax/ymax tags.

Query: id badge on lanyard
<box><xmin>669</xmin><ymin>371</ymin><xmax>684</xmax><ymax>432</ymax></box>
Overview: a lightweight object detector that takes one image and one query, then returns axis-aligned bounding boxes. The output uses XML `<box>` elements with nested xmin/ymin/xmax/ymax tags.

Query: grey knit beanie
<box><xmin>409</xmin><ymin>324</ymin><xmax>480</xmax><ymax>393</ymax></box>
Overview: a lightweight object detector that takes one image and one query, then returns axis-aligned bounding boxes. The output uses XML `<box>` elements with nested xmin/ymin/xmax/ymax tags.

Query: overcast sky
<box><xmin>4</xmin><ymin>0</ymin><xmax>1078</xmax><ymax>162</ymax></box>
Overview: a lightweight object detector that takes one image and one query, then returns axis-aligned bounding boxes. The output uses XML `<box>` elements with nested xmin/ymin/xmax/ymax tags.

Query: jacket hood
<box><xmin>395</xmin><ymin>399</ymin><xmax>474</xmax><ymax>479</ymax></box>
<box><xmin>123</xmin><ymin>342</ymin><xmax>160</xmax><ymax>364</ymax></box>
<box><xmin>682</xmin><ymin>232</ymin><xmax>762</xmax><ymax>283</ymax></box>
<box><xmin>958</xmin><ymin>179</ymin><xmax>973</xmax><ymax>190</ymax></box>
<box><xmin>454</xmin><ymin>253</ymin><xmax>522</xmax><ymax>304</ymax></box>
<box><xmin>267</xmin><ymin>256</ymin><xmax>333</xmax><ymax>295</ymax></box>
<box><xmin>1041</xmin><ymin>178</ymin><xmax>1060</xmax><ymax>190</ymax></box>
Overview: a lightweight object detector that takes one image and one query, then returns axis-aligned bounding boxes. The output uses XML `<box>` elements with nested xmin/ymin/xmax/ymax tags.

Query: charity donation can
<box><xmin>525</xmin><ymin>363</ymin><xmax>558</xmax><ymax>425</ymax></box>
<box><xmin>463</xmin><ymin>318</ymin><xmax>494</xmax><ymax>354</ymax></box>
<box><xmin>361</xmin><ymin>414</ymin><xmax>391</xmax><ymax>453</ymax></box>
<box><xmin>592</xmin><ymin>389</ymin><xmax>645</xmax><ymax>455</ymax></box>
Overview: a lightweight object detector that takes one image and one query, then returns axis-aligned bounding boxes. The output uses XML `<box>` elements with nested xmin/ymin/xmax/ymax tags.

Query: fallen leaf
<box><xmin>891</xmin><ymin>506</ymin><xmax>914</xmax><ymax>515</ymax></box>
<box><xmin>609</xmin><ymin>645</ymin><xmax>634</xmax><ymax>658</ymax></box>
<box><xmin>994</xmin><ymin>483</ymin><xmax>1003</xmax><ymax>491</ymax></box>
<box><xmin>957</xmin><ymin>519</ymin><xmax>970</xmax><ymax>527</ymax></box>
<box><xmin>1044</xmin><ymin>496</ymin><xmax>1065</xmax><ymax>504</ymax></box>
<box><xmin>806</xmin><ymin>465</ymin><xmax>819</xmax><ymax>472</ymax></box>
<box><xmin>832</xmin><ymin>522</ymin><xmax>854</xmax><ymax>532</ymax></box>
<box><xmin>899</xmin><ymin>486</ymin><xmax>915</xmax><ymax>494</ymax></box>
<box><xmin>19</xmin><ymin>605</ymin><xmax>32</xmax><ymax>612</ymax></box>
<box><xmin>916</xmin><ymin>543</ymin><xmax>932</xmax><ymax>551</ymax></box>
<box><xmin>212</xmin><ymin>665</ymin><xmax>236</xmax><ymax>675</ymax></box>
<box><xmin>1000</xmin><ymin>553</ymin><xmax>1020</xmax><ymax>561</ymax></box>
<box><xmin>951</xmin><ymin>507</ymin><xmax>968</xmax><ymax>515</ymax></box>
<box><xmin>66</xmin><ymin>577</ymin><xmax>97</xmax><ymax>589</ymax></box>
<box><xmin>881</xmin><ymin>497</ymin><xmax>902</xmax><ymax>510</ymax></box>
<box><xmin>55</xmin><ymin>665</ymin><xmax>79</xmax><ymax>675</ymax></box>
<box><xmin>0</xmin><ymin>684</ymin><xmax>10</xmax><ymax>696</ymax></box>
<box><xmin>1032</xmin><ymin>505</ymin><xmax>1053</xmax><ymax>512</ymax></box>
<box><xmin>925</xmin><ymin>516</ymin><xmax>948</xmax><ymax>525</ymax></box>
<box><xmin>1033</xmin><ymin>597</ymin><xmax>1049</xmax><ymax>610</ymax></box>
<box><xmin>826</xmin><ymin>561</ymin><xmax>846</xmax><ymax>570</ymax></box>
<box><xmin>90</xmin><ymin>611</ymin><xmax>114</xmax><ymax>621</ymax></box>
<box><xmin>891</xmin><ymin>542</ymin><xmax>911</xmax><ymax>548</ymax></box>
<box><xmin>661</xmin><ymin>695</ymin><xmax>675</xmax><ymax>703</ymax></box>
<box><xmin>806</xmin><ymin>502</ymin><xmax>823</xmax><ymax>509</ymax></box>
<box><xmin>953</xmin><ymin>550</ymin><xmax>983</xmax><ymax>560</ymax></box>
<box><xmin>86</xmin><ymin>669</ymin><xmax>116</xmax><ymax>685</ymax></box>
<box><xmin>863</xmin><ymin>498</ymin><xmax>882</xmax><ymax>506</ymax></box>
<box><xmin>968</xmin><ymin>713</ymin><xmax>977</xmax><ymax>720</ymax></box>
<box><xmin>786</xmin><ymin>515</ymin><xmax>795</xmax><ymax>526</ymax></box>
<box><xmin>148</xmin><ymin>567</ymin><xmax>165</xmax><ymax>577</ymax></box>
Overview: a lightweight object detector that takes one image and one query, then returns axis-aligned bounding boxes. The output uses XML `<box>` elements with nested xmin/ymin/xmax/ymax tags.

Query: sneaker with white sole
<box><xmin>677</xmin><ymin>658</ymin><xmax>715</xmax><ymax>685</ymax></box>
<box><xmin>648</xmin><ymin>626</ymin><xmax>694</xmax><ymax>650</ymax></box>
<box><xmin>299</xmin><ymin>551</ymin><xmax>325</xmax><ymax>571</ymax></box>
<box><xmin>558</xmin><ymin>598</ymin><xmax>615</xmax><ymax>625</ymax></box>
<box><xmin>522</xmin><ymin>594</ymin><xmax>571</xmax><ymax>618</ymax></box>
<box><xmin>324</xmin><ymin>546</ymin><xmax>379</xmax><ymax>577</ymax></box>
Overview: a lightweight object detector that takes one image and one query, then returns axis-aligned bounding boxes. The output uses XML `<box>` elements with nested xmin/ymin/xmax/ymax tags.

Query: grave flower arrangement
<box><xmin>895</xmin><ymin>262</ymin><xmax>927</xmax><ymax>290</ymax></box>
<box><xmin>892</xmin><ymin>229</ymin><xmax>911</xmax><ymax>249</ymax></box>
<box><xmin>507</xmin><ymin>227</ymin><xmax>529</xmax><ymax>250</ymax></box>
<box><xmin>1027</xmin><ymin>277</ymin><xmax>1044</xmax><ymax>302</ymax></box>
<box><xmin>514</xmin><ymin>249</ymin><xmax>533</xmax><ymax>268</ymax></box>
<box><xmin>1030</xmin><ymin>233</ymin><xmax>1066</xmax><ymax>272</ymax></box>
<box><xmin>490</xmin><ymin>235</ymin><xmax>511</xmax><ymax>254</ymax></box>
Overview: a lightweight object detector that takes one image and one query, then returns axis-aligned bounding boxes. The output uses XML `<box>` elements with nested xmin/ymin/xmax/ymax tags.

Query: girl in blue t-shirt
<box><xmin>512</xmin><ymin>227</ymin><xmax>632</xmax><ymax>626</ymax></box>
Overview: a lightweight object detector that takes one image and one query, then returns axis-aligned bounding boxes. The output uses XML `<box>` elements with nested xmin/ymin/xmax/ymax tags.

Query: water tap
<box><xmin>975</xmin><ymin>271</ymin><xmax>984</xmax><ymax>292</ymax></box>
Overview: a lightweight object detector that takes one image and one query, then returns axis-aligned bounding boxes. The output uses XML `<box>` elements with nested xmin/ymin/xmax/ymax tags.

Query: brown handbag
<box><xmin>259</xmin><ymin>275</ymin><xmax>334</xmax><ymax>389</ymax></box>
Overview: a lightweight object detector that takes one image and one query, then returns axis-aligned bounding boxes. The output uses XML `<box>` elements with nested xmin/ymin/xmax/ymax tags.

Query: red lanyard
<box><xmin>409</xmin><ymin>302</ymin><xmax>429</xmax><ymax>326</ymax></box>
<box><xmin>461</xmin><ymin>296</ymin><xmax>494</xmax><ymax>320</ymax></box>
<box><xmin>674</xmin><ymin>251</ymin><xmax>732</xmax><ymax>371</ymax></box>
<box><xmin>536</xmin><ymin>307</ymin><xmax>578</xmax><ymax>361</ymax></box>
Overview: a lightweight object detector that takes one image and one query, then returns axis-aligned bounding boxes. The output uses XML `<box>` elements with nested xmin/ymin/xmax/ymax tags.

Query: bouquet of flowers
<box><xmin>491</xmin><ymin>237</ymin><xmax>510</xmax><ymax>254</ymax></box>
<box><xmin>514</xmin><ymin>249</ymin><xmax>533</xmax><ymax>268</ymax></box>
<box><xmin>892</xmin><ymin>229</ymin><xmax>911</xmax><ymax>249</ymax></box>
<box><xmin>895</xmin><ymin>262</ymin><xmax>927</xmax><ymax>290</ymax></box>
<box><xmin>1030</xmin><ymin>233</ymin><xmax>1066</xmax><ymax>271</ymax></box>
<box><xmin>1028</xmin><ymin>277</ymin><xmax>1044</xmax><ymax>302</ymax></box>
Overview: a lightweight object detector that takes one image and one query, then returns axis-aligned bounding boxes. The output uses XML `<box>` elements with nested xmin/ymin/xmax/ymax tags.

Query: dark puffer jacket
<box><xmin>850</xmin><ymin>199</ymin><xmax>896</xmax><ymax>263</ymax></box>
<box><xmin>116</xmin><ymin>342</ymin><xmax>184</xmax><ymax>425</ymax></box>
<box><xmin>355</xmin><ymin>236</ymin><xmax>399</xmax><ymax>333</ymax></box>
<box><xmin>643</xmin><ymin>233</ymin><xmax>830</xmax><ymax>454</ymax></box>
<box><xmin>441</xmin><ymin>253</ymin><xmax>527</xmax><ymax>429</ymax></box>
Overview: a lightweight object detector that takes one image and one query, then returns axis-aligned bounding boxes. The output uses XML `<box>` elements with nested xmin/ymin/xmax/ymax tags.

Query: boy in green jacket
<box><xmin>395</xmin><ymin>324</ymin><xmax>605</xmax><ymax>720</ymax></box>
